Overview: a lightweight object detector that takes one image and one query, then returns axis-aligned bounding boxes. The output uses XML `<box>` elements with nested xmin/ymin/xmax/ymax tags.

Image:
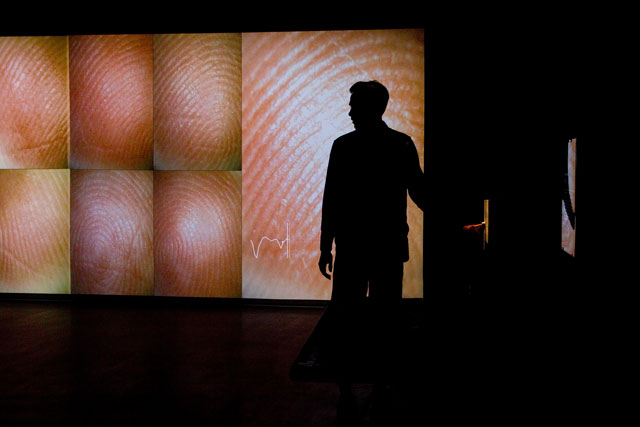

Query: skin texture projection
<box><xmin>0</xmin><ymin>170</ymin><xmax>70</xmax><ymax>293</ymax></box>
<box><xmin>154</xmin><ymin>171</ymin><xmax>242</xmax><ymax>297</ymax></box>
<box><xmin>69</xmin><ymin>34</ymin><xmax>154</xmax><ymax>169</ymax></box>
<box><xmin>0</xmin><ymin>36</ymin><xmax>69</xmax><ymax>169</ymax></box>
<box><xmin>70</xmin><ymin>170</ymin><xmax>153</xmax><ymax>295</ymax></box>
<box><xmin>153</xmin><ymin>33</ymin><xmax>242</xmax><ymax>170</ymax></box>
<box><xmin>242</xmin><ymin>30</ymin><xmax>424</xmax><ymax>299</ymax></box>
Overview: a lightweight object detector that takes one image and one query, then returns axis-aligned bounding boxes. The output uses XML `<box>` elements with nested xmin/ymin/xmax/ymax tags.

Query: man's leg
<box><xmin>368</xmin><ymin>261</ymin><xmax>404</xmax><ymax>374</ymax></box>
<box><xmin>328</xmin><ymin>253</ymin><xmax>368</xmax><ymax>374</ymax></box>
<box><xmin>327</xmin><ymin>253</ymin><xmax>368</xmax><ymax>423</ymax></box>
<box><xmin>368</xmin><ymin>259</ymin><xmax>404</xmax><ymax>333</ymax></box>
<box><xmin>367</xmin><ymin>260</ymin><xmax>404</xmax><ymax>424</ymax></box>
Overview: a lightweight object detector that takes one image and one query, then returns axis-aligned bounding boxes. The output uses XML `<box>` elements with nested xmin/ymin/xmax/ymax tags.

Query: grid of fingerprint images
<box><xmin>0</xmin><ymin>30</ymin><xmax>424</xmax><ymax>298</ymax></box>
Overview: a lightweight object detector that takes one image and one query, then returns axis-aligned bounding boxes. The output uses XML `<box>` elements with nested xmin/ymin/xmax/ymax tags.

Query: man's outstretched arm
<box><xmin>406</xmin><ymin>138</ymin><xmax>425</xmax><ymax>211</ymax></box>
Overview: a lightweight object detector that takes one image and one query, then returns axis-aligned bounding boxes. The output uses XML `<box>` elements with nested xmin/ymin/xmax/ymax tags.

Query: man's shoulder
<box><xmin>330</xmin><ymin>131</ymin><xmax>358</xmax><ymax>153</ymax></box>
<box><xmin>385</xmin><ymin>126</ymin><xmax>413</xmax><ymax>143</ymax></box>
<box><xmin>333</xmin><ymin>130</ymin><xmax>358</xmax><ymax>144</ymax></box>
<box><xmin>333</xmin><ymin>127</ymin><xmax>412</xmax><ymax>142</ymax></box>
<box><xmin>331</xmin><ymin>126</ymin><xmax>414</xmax><ymax>152</ymax></box>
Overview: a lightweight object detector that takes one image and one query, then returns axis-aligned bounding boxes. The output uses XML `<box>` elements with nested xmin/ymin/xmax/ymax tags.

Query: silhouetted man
<box><xmin>318</xmin><ymin>81</ymin><xmax>424</xmax><ymax>421</ymax></box>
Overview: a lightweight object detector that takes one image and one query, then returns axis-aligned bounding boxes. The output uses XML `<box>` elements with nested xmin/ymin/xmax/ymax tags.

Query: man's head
<box><xmin>348</xmin><ymin>81</ymin><xmax>389</xmax><ymax>130</ymax></box>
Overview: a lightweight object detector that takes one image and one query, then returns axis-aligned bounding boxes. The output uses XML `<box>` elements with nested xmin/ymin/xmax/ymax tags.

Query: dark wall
<box><xmin>426</xmin><ymin>20</ymin><xmax>590</xmax><ymax>301</ymax></box>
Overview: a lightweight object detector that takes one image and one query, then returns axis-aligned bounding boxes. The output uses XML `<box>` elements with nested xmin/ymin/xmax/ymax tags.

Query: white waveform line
<box><xmin>249</xmin><ymin>223</ymin><xmax>290</xmax><ymax>259</ymax></box>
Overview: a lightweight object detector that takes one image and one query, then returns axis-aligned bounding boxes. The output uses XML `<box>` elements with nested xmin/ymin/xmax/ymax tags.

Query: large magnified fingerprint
<box><xmin>0</xmin><ymin>36</ymin><xmax>69</xmax><ymax>169</ymax></box>
<box><xmin>71</xmin><ymin>170</ymin><xmax>153</xmax><ymax>295</ymax></box>
<box><xmin>153</xmin><ymin>33</ymin><xmax>242</xmax><ymax>171</ymax></box>
<box><xmin>242</xmin><ymin>30</ymin><xmax>424</xmax><ymax>299</ymax></box>
<box><xmin>154</xmin><ymin>171</ymin><xmax>242</xmax><ymax>297</ymax></box>
<box><xmin>69</xmin><ymin>34</ymin><xmax>154</xmax><ymax>170</ymax></box>
<box><xmin>0</xmin><ymin>169</ymin><xmax>70</xmax><ymax>293</ymax></box>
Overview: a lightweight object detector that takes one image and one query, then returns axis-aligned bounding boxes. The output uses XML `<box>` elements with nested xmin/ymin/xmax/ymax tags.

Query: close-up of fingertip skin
<box><xmin>69</xmin><ymin>34</ymin><xmax>154</xmax><ymax>170</ymax></box>
<box><xmin>154</xmin><ymin>171</ymin><xmax>242</xmax><ymax>298</ymax></box>
<box><xmin>0</xmin><ymin>170</ymin><xmax>70</xmax><ymax>294</ymax></box>
<box><xmin>242</xmin><ymin>30</ymin><xmax>424</xmax><ymax>299</ymax></box>
<box><xmin>153</xmin><ymin>33</ymin><xmax>242</xmax><ymax>171</ymax></box>
<box><xmin>70</xmin><ymin>170</ymin><xmax>153</xmax><ymax>295</ymax></box>
<box><xmin>0</xmin><ymin>36</ymin><xmax>69</xmax><ymax>169</ymax></box>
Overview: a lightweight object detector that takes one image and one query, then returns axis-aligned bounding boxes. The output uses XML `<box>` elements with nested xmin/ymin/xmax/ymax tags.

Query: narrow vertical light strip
<box><xmin>484</xmin><ymin>199</ymin><xmax>490</xmax><ymax>250</ymax></box>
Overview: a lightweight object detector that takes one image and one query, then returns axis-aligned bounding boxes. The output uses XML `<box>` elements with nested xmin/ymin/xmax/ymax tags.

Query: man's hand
<box><xmin>318</xmin><ymin>251</ymin><xmax>333</xmax><ymax>280</ymax></box>
<box><xmin>462</xmin><ymin>223</ymin><xmax>485</xmax><ymax>236</ymax></box>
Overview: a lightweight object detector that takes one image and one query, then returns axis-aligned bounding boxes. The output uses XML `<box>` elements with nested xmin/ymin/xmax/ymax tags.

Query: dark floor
<box><xmin>0</xmin><ymin>299</ymin><xmax>426</xmax><ymax>426</ymax></box>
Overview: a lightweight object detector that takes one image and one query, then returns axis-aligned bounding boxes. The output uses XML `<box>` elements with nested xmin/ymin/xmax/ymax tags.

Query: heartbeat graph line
<box><xmin>250</xmin><ymin>223</ymin><xmax>290</xmax><ymax>259</ymax></box>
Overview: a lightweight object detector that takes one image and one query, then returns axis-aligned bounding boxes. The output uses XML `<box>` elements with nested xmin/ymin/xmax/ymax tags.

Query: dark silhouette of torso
<box><xmin>321</xmin><ymin>120</ymin><xmax>424</xmax><ymax>263</ymax></box>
